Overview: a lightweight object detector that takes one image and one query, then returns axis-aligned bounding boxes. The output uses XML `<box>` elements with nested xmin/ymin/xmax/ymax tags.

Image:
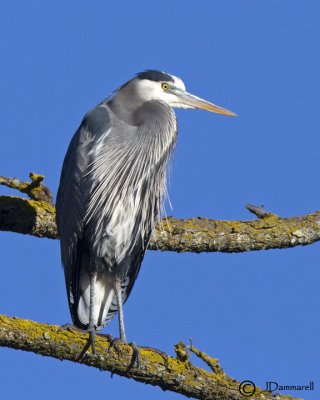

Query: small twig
<box><xmin>0</xmin><ymin>172</ymin><xmax>53</xmax><ymax>203</ymax></box>
<box><xmin>174</xmin><ymin>341</ymin><xmax>190</xmax><ymax>362</ymax></box>
<box><xmin>245</xmin><ymin>203</ymin><xmax>271</xmax><ymax>218</ymax></box>
<box><xmin>188</xmin><ymin>338</ymin><xmax>223</xmax><ymax>374</ymax></box>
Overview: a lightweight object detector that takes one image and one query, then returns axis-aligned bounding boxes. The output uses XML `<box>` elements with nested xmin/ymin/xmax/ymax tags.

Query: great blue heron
<box><xmin>56</xmin><ymin>70</ymin><xmax>235</xmax><ymax>354</ymax></box>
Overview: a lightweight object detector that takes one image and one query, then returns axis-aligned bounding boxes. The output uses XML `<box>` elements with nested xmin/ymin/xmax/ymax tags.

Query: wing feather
<box><xmin>56</xmin><ymin>106</ymin><xmax>111</xmax><ymax>326</ymax></box>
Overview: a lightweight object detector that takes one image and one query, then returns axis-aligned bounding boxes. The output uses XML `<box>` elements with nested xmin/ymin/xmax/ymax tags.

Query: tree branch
<box><xmin>0</xmin><ymin>173</ymin><xmax>319</xmax><ymax>252</ymax></box>
<box><xmin>0</xmin><ymin>314</ymin><xmax>297</xmax><ymax>400</ymax></box>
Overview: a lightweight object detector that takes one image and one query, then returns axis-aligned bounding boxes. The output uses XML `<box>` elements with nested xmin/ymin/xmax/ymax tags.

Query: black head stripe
<box><xmin>136</xmin><ymin>70</ymin><xmax>174</xmax><ymax>83</ymax></box>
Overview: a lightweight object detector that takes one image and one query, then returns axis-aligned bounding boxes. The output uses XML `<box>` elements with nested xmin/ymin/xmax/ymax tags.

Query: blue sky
<box><xmin>0</xmin><ymin>1</ymin><xmax>319</xmax><ymax>399</ymax></box>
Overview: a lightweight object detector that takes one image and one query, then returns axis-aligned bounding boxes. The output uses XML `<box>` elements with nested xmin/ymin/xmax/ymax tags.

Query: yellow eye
<box><xmin>161</xmin><ymin>82</ymin><xmax>170</xmax><ymax>91</ymax></box>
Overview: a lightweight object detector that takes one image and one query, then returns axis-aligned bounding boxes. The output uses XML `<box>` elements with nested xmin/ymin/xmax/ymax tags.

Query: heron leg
<box><xmin>114</xmin><ymin>279</ymin><xmax>141</xmax><ymax>368</ymax></box>
<box><xmin>114</xmin><ymin>279</ymin><xmax>127</xmax><ymax>343</ymax></box>
<box><xmin>88</xmin><ymin>271</ymin><xmax>97</xmax><ymax>354</ymax></box>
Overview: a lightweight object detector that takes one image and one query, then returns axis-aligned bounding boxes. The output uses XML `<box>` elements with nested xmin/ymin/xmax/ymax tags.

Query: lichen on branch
<box><xmin>0</xmin><ymin>172</ymin><xmax>53</xmax><ymax>203</ymax></box>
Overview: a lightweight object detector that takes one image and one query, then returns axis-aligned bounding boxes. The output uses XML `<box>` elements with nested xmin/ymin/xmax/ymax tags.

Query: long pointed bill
<box><xmin>175</xmin><ymin>90</ymin><xmax>236</xmax><ymax>116</ymax></box>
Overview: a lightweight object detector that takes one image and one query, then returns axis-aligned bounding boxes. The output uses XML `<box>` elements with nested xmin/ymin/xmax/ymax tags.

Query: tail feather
<box><xmin>75</xmin><ymin>267</ymin><xmax>115</xmax><ymax>330</ymax></box>
<box><xmin>67</xmin><ymin>239</ymin><xmax>146</xmax><ymax>331</ymax></box>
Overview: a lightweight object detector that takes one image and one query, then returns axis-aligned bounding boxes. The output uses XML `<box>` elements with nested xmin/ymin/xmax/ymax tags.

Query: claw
<box><xmin>58</xmin><ymin>323</ymin><xmax>95</xmax><ymax>360</ymax></box>
<box><xmin>108</xmin><ymin>337</ymin><xmax>141</xmax><ymax>369</ymax></box>
<box><xmin>58</xmin><ymin>323</ymin><xmax>87</xmax><ymax>334</ymax></box>
<box><xmin>128</xmin><ymin>341</ymin><xmax>141</xmax><ymax>369</ymax></box>
<box><xmin>108</xmin><ymin>337</ymin><xmax>123</xmax><ymax>357</ymax></box>
<box><xmin>97</xmin><ymin>332</ymin><xmax>113</xmax><ymax>341</ymax></box>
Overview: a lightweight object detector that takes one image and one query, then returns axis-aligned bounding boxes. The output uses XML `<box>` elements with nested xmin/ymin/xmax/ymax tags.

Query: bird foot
<box><xmin>128</xmin><ymin>341</ymin><xmax>141</xmax><ymax>369</ymax></box>
<box><xmin>97</xmin><ymin>332</ymin><xmax>113</xmax><ymax>341</ymax></box>
<box><xmin>108</xmin><ymin>337</ymin><xmax>141</xmax><ymax>369</ymax></box>
<box><xmin>58</xmin><ymin>323</ymin><xmax>87</xmax><ymax>334</ymax></box>
<box><xmin>59</xmin><ymin>323</ymin><xmax>96</xmax><ymax>355</ymax></box>
<box><xmin>108</xmin><ymin>337</ymin><xmax>124</xmax><ymax>357</ymax></box>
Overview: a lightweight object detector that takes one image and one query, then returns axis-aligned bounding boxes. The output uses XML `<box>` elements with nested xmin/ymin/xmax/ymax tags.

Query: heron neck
<box><xmin>107</xmin><ymin>86</ymin><xmax>144</xmax><ymax>125</ymax></box>
<box><xmin>108</xmin><ymin>98</ymin><xmax>174</xmax><ymax>130</ymax></box>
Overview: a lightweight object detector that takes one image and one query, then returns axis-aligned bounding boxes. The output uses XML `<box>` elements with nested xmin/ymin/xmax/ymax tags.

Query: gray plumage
<box><xmin>56</xmin><ymin>70</ymin><xmax>235</xmax><ymax>344</ymax></box>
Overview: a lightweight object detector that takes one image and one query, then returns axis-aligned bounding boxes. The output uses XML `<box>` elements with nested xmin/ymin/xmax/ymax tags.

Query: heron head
<box><xmin>131</xmin><ymin>70</ymin><xmax>236</xmax><ymax>116</ymax></box>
